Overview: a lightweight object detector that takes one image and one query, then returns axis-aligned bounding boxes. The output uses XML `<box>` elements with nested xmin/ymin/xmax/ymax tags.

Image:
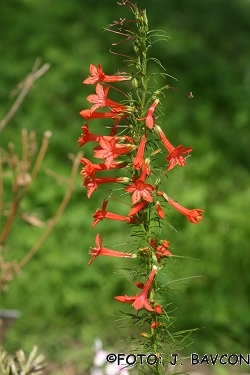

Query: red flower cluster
<box><xmin>79</xmin><ymin>62</ymin><xmax>204</xmax><ymax>315</ymax></box>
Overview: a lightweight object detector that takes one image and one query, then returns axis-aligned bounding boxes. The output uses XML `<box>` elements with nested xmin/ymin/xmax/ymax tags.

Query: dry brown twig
<box><xmin>0</xmin><ymin>57</ymin><xmax>82</xmax><ymax>292</ymax></box>
<box><xmin>0</xmin><ymin>57</ymin><xmax>50</xmax><ymax>133</ymax></box>
<box><xmin>18</xmin><ymin>150</ymin><xmax>82</xmax><ymax>269</ymax></box>
<box><xmin>0</xmin><ymin>129</ymin><xmax>82</xmax><ymax>290</ymax></box>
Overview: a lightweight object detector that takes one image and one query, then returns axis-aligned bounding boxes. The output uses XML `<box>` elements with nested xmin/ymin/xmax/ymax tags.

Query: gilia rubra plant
<box><xmin>78</xmin><ymin>1</ymin><xmax>203</xmax><ymax>374</ymax></box>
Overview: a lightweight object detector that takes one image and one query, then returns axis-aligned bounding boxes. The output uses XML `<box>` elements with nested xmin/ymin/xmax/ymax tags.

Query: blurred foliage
<box><xmin>0</xmin><ymin>346</ymin><xmax>46</xmax><ymax>375</ymax></box>
<box><xmin>0</xmin><ymin>0</ymin><xmax>250</xmax><ymax>373</ymax></box>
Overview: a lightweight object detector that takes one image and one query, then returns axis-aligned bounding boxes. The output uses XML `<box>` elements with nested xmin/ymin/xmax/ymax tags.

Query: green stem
<box><xmin>132</xmin><ymin>8</ymin><xmax>162</xmax><ymax>375</ymax></box>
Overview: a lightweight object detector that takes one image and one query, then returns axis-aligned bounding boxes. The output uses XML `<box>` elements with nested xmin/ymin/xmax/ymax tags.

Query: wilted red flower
<box><xmin>83</xmin><ymin>63</ymin><xmax>131</xmax><ymax>84</ymax></box>
<box><xmin>88</xmin><ymin>233</ymin><xmax>136</xmax><ymax>266</ymax></box>
<box><xmin>164</xmin><ymin>194</ymin><xmax>204</xmax><ymax>224</ymax></box>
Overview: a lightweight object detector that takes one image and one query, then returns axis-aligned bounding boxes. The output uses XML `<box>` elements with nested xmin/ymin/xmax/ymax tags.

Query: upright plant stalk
<box><xmin>78</xmin><ymin>2</ymin><xmax>203</xmax><ymax>374</ymax></box>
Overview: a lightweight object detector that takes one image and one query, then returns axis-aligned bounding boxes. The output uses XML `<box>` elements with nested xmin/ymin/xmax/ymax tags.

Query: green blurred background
<box><xmin>1</xmin><ymin>0</ymin><xmax>250</xmax><ymax>372</ymax></box>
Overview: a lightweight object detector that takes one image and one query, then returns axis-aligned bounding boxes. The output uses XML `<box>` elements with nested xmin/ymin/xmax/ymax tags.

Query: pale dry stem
<box><xmin>18</xmin><ymin>151</ymin><xmax>83</xmax><ymax>269</ymax></box>
<box><xmin>0</xmin><ymin>57</ymin><xmax>50</xmax><ymax>133</ymax></box>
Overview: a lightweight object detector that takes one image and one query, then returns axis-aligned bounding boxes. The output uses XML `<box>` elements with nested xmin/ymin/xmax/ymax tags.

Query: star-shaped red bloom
<box><xmin>125</xmin><ymin>177</ymin><xmax>154</xmax><ymax>204</ymax></box>
<box><xmin>114</xmin><ymin>266</ymin><xmax>158</xmax><ymax>311</ymax></box>
<box><xmin>83</xmin><ymin>64</ymin><xmax>131</xmax><ymax>85</ymax></box>
<box><xmin>166</xmin><ymin>145</ymin><xmax>193</xmax><ymax>171</ymax></box>
<box><xmin>94</xmin><ymin>137</ymin><xmax>134</xmax><ymax>168</ymax></box>
<box><xmin>87</xmin><ymin>83</ymin><xmax>128</xmax><ymax>113</ymax></box>
<box><xmin>156</xmin><ymin>125</ymin><xmax>192</xmax><ymax>171</ymax></box>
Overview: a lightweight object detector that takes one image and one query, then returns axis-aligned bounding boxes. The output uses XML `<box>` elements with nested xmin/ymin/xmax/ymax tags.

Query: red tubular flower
<box><xmin>88</xmin><ymin>233</ymin><xmax>136</xmax><ymax>266</ymax></box>
<box><xmin>128</xmin><ymin>200</ymin><xmax>148</xmax><ymax>216</ymax></box>
<box><xmin>77</xmin><ymin>123</ymin><xmax>100</xmax><ymax>147</ymax></box>
<box><xmin>114</xmin><ymin>266</ymin><xmax>158</xmax><ymax>311</ymax></box>
<box><xmin>83</xmin><ymin>64</ymin><xmax>131</xmax><ymax>84</ymax></box>
<box><xmin>86</xmin><ymin>83</ymin><xmax>129</xmax><ymax>113</ymax></box>
<box><xmin>84</xmin><ymin>176</ymin><xmax>129</xmax><ymax>198</ymax></box>
<box><xmin>133</xmin><ymin>134</ymin><xmax>146</xmax><ymax>170</ymax></box>
<box><xmin>145</xmin><ymin>99</ymin><xmax>159</xmax><ymax>129</ymax></box>
<box><xmin>94</xmin><ymin>137</ymin><xmax>135</xmax><ymax>168</ymax></box>
<box><xmin>92</xmin><ymin>199</ymin><xmax>132</xmax><ymax>228</ymax></box>
<box><xmin>125</xmin><ymin>174</ymin><xmax>154</xmax><ymax>204</ymax></box>
<box><xmin>78</xmin><ymin>123</ymin><xmax>127</xmax><ymax>148</ymax></box>
<box><xmin>155</xmin><ymin>125</ymin><xmax>193</xmax><ymax>171</ymax></box>
<box><xmin>151</xmin><ymin>322</ymin><xmax>161</xmax><ymax>329</ymax></box>
<box><xmin>164</xmin><ymin>194</ymin><xmax>204</xmax><ymax>224</ymax></box>
<box><xmin>137</xmin><ymin>99</ymin><xmax>159</xmax><ymax>130</ymax></box>
<box><xmin>156</xmin><ymin>201</ymin><xmax>164</xmax><ymax>219</ymax></box>
<box><xmin>114</xmin><ymin>294</ymin><xmax>139</xmax><ymax>304</ymax></box>
<box><xmin>166</xmin><ymin>145</ymin><xmax>193</xmax><ymax>171</ymax></box>
<box><xmin>78</xmin><ymin>123</ymin><xmax>115</xmax><ymax>147</ymax></box>
<box><xmin>79</xmin><ymin>109</ymin><xmax>129</xmax><ymax>120</ymax></box>
<box><xmin>80</xmin><ymin>158</ymin><xmax>125</xmax><ymax>180</ymax></box>
<box><xmin>80</xmin><ymin>158</ymin><xmax>104</xmax><ymax>179</ymax></box>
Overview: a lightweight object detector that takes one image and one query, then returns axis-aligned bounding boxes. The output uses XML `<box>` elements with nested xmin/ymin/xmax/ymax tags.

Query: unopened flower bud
<box><xmin>154</xmin><ymin>304</ymin><xmax>162</xmax><ymax>314</ymax></box>
<box><xmin>150</xmin><ymin>148</ymin><xmax>161</xmax><ymax>156</ymax></box>
<box><xmin>132</xmin><ymin>77</ymin><xmax>138</xmax><ymax>89</ymax></box>
<box><xmin>120</xmin><ymin>177</ymin><xmax>131</xmax><ymax>183</ymax></box>
<box><xmin>135</xmin><ymin>282</ymin><xmax>144</xmax><ymax>289</ymax></box>
<box><xmin>140</xmin><ymin>332</ymin><xmax>151</xmax><ymax>338</ymax></box>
